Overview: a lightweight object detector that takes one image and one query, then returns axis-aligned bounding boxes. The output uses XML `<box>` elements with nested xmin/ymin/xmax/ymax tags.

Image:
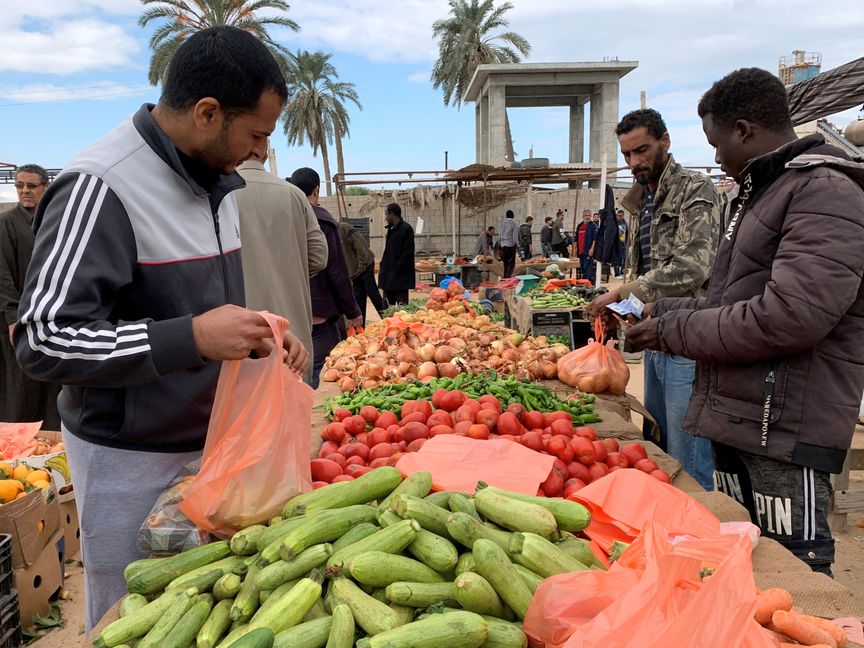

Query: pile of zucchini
<box><xmin>95</xmin><ymin>466</ymin><xmax>597</xmax><ymax>648</ymax></box>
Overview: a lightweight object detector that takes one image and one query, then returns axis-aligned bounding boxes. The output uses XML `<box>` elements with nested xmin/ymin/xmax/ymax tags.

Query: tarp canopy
<box><xmin>788</xmin><ymin>56</ymin><xmax>864</xmax><ymax>126</ymax></box>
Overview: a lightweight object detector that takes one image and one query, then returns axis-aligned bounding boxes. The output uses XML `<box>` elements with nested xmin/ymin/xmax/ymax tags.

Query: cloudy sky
<box><xmin>1</xmin><ymin>0</ymin><xmax>862</xmax><ymax>201</ymax></box>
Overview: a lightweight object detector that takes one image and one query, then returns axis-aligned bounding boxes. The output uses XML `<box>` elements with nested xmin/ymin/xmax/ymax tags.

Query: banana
<box><xmin>45</xmin><ymin>455</ymin><xmax>71</xmax><ymax>482</ymax></box>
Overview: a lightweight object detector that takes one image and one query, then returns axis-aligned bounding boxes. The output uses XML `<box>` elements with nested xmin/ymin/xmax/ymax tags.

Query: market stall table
<box><xmin>488</xmin><ymin>259</ymin><xmax>579</xmax><ymax>280</ymax></box>
<box><xmin>502</xmin><ymin>290</ymin><xmax>591</xmax><ymax>348</ymax></box>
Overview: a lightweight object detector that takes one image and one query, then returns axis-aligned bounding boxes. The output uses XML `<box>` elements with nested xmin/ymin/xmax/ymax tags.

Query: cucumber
<box><xmin>507</xmin><ymin>533</ymin><xmax>589</xmax><ymax>578</ymax></box>
<box><xmin>330</xmin><ymin>523</ymin><xmax>378</xmax><ymax>553</ymax></box>
<box><xmin>446</xmin><ymin>512</ymin><xmax>512</xmax><ymax>551</ymax></box>
<box><xmin>390</xmin><ymin>495</ymin><xmax>452</xmax><ymax>538</ymax></box>
<box><xmin>272</xmin><ymin>617</ymin><xmax>332</xmax><ymax>648</ymax></box>
<box><xmin>124</xmin><ymin>557</ymin><xmax>169</xmax><ymax>584</ymax></box>
<box><xmin>456</xmin><ymin>553</ymin><xmax>476</xmax><ymax>575</ymax></box>
<box><xmin>128</xmin><ymin>542</ymin><xmax>232</xmax><ymax>595</ymax></box>
<box><xmin>168</xmin><ymin>556</ymin><xmax>248</xmax><ymax>592</ymax></box>
<box><xmin>355</xmin><ymin>610</ymin><xmax>488</xmax><ymax>648</ymax></box>
<box><xmin>331</xmin><ymin>577</ymin><xmax>401</xmax><ymax>636</ymax></box>
<box><xmin>231</xmin><ymin>564</ymin><xmax>263</xmax><ymax>623</ymax></box>
<box><xmin>257</xmin><ymin>516</ymin><xmax>315</xmax><ymax>553</ymax></box>
<box><xmin>225</xmin><ymin>628</ymin><xmax>275</xmax><ymax>648</ymax></box>
<box><xmin>198</xmin><ymin>598</ymin><xmax>234</xmax><ymax>648</ymax></box>
<box><xmin>512</xmin><ymin>565</ymin><xmax>544</xmax><ymax>594</ymax></box>
<box><xmin>472</xmin><ymin>540</ymin><xmax>533</xmax><ymax>620</ymax></box>
<box><xmin>163</xmin><ymin>598</ymin><xmax>213</xmax><ymax>648</ymax></box>
<box><xmin>230</xmin><ymin>525</ymin><xmax>267</xmax><ymax>556</ymax></box>
<box><xmin>256</xmin><ymin>544</ymin><xmax>332</xmax><ymax>590</ymax></box>
<box><xmin>379</xmin><ymin>510</ymin><xmax>458</xmax><ymax>573</ymax></box>
<box><xmin>348</xmin><ymin>551</ymin><xmax>445</xmax><ymax>587</ymax></box>
<box><xmin>325</xmin><ymin>600</ymin><xmax>354</xmax><ymax>648</ymax></box>
<box><xmin>473</xmin><ymin>489</ymin><xmax>557</xmax><ymax>538</ymax></box>
<box><xmin>94</xmin><ymin>589</ymin><xmax>188</xmax><ymax>648</ymax></box>
<box><xmin>246</xmin><ymin>576</ymin><xmax>322</xmax><ymax>635</ymax></box>
<box><xmin>422</xmin><ymin>491</ymin><xmax>469</xmax><ymax>508</ymax></box>
<box><xmin>214</xmin><ymin>573</ymin><xmax>243</xmax><ymax>601</ymax></box>
<box><xmin>282</xmin><ymin>467</ymin><xmax>402</xmax><ymax>518</ymax></box>
<box><xmin>119</xmin><ymin>593</ymin><xmax>148</xmax><ymax>618</ymax></box>
<box><xmin>277</xmin><ymin>506</ymin><xmax>377</xmax><ymax>560</ymax></box>
<box><xmin>448</xmin><ymin>493</ymin><xmax>481</xmax><ymax>520</ymax></box>
<box><xmin>384</xmin><ymin>582</ymin><xmax>457</xmax><ymax>608</ymax></box>
<box><xmin>138</xmin><ymin>588</ymin><xmax>198</xmax><ymax>648</ymax></box>
<box><xmin>454</xmin><ymin>572</ymin><xmax>510</xmax><ymax>619</ymax></box>
<box><xmin>477</xmin><ymin>484</ymin><xmax>591</xmax><ymax>532</ymax></box>
<box><xmin>377</xmin><ymin>471</ymin><xmax>433</xmax><ymax>514</ymax></box>
<box><xmin>326</xmin><ymin>519</ymin><xmax>419</xmax><ymax>569</ymax></box>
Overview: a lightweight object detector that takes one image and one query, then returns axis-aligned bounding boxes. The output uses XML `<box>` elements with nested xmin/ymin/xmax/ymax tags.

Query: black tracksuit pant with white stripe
<box><xmin>712</xmin><ymin>442</ymin><xmax>835</xmax><ymax>575</ymax></box>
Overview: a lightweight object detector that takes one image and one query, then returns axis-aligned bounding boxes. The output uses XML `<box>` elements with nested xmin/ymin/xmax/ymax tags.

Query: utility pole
<box><xmin>640</xmin><ymin>91</ymin><xmax>647</xmax><ymax>109</ymax></box>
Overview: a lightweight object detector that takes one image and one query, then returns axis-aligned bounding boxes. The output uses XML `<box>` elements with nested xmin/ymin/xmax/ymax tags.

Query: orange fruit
<box><xmin>0</xmin><ymin>463</ymin><xmax>13</xmax><ymax>478</ymax></box>
<box><xmin>0</xmin><ymin>479</ymin><xmax>24</xmax><ymax>503</ymax></box>
<box><xmin>15</xmin><ymin>492</ymin><xmax>27</xmax><ymax>500</ymax></box>
<box><xmin>12</xmin><ymin>465</ymin><xmax>30</xmax><ymax>480</ymax></box>
<box><xmin>25</xmin><ymin>470</ymin><xmax>49</xmax><ymax>485</ymax></box>
<box><xmin>30</xmin><ymin>480</ymin><xmax>50</xmax><ymax>490</ymax></box>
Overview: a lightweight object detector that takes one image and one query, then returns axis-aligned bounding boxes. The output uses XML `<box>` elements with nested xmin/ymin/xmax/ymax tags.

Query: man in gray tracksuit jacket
<box><xmin>13</xmin><ymin>27</ymin><xmax>308</xmax><ymax>630</ymax></box>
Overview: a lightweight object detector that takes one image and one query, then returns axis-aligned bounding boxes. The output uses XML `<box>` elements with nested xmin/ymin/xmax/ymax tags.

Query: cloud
<box><xmin>0</xmin><ymin>82</ymin><xmax>153</xmax><ymax>105</ymax></box>
<box><xmin>408</xmin><ymin>70</ymin><xmax>431</xmax><ymax>84</ymax></box>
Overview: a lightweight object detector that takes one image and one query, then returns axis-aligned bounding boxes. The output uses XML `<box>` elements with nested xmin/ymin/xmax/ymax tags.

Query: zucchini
<box><xmin>472</xmin><ymin>539</ymin><xmax>533</xmax><ymax>620</ymax></box>
<box><xmin>225</xmin><ymin>628</ymin><xmax>275</xmax><ymax>648</ymax></box>
<box><xmin>477</xmin><ymin>484</ymin><xmax>591</xmax><ymax>532</ymax></box>
<box><xmin>279</xmin><ymin>482</ymin><xmax>352</xmax><ymax>519</ymax></box>
<box><xmin>390</xmin><ymin>603</ymin><xmax>415</xmax><ymax>626</ymax></box>
<box><xmin>119</xmin><ymin>593</ymin><xmax>148</xmax><ymax>618</ymax></box>
<box><xmin>214</xmin><ymin>573</ymin><xmax>243</xmax><ymax>601</ymax></box>
<box><xmin>282</xmin><ymin>467</ymin><xmax>402</xmax><ymax>518</ymax></box>
<box><xmin>177</xmin><ymin>568</ymin><xmax>224</xmax><ymax>595</ymax></box>
<box><xmin>124</xmin><ymin>557</ymin><xmax>169</xmax><ymax>583</ymax></box>
<box><xmin>448</xmin><ymin>493</ymin><xmax>481</xmax><ymax>520</ymax></box>
<box><xmin>326</xmin><ymin>519</ymin><xmax>419</xmax><ymax>569</ymax></box>
<box><xmin>348</xmin><ymin>551</ymin><xmax>445</xmax><ymax>587</ymax></box>
<box><xmin>473</xmin><ymin>489</ymin><xmax>557</xmax><ymax>538</ymax></box>
<box><xmin>456</xmin><ymin>553</ymin><xmax>476</xmax><ymax>575</ymax></box>
<box><xmin>454</xmin><ymin>572</ymin><xmax>510</xmax><ymax>619</ymax></box>
<box><xmin>390</xmin><ymin>495</ymin><xmax>452</xmax><ymax>538</ymax></box>
<box><xmin>355</xmin><ymin>610</ymin><xmax>488</xmax><ymax>648</ymax></box>
<box><xmin>446</xmin><ymin>512</ymin><xmax>511</xmax><ymax>551</ymax></box>
<box><xmin>302</xmin><ymin>597</ymin><xmax>330</xmax><ymax>622</ymax></box>
<box><xmin>324</xmin><ymin>600</ymin><xmax>354</xmax><ymax>648</ymax></box>
<box><xmin>278</xmin><ymin>506</ymin><xmax>377</xmax><ymax>560</ymax></box>
<box><xmin>94</xmin><ymin>589</ymin><xmax>188</xmax><ymax>648</ymax></box>
<box><xmin>198</xmin><ymin>598</ymin><xmax>234</xmax><ymax>648</ymax></box>
<box><xmin>272</xmin><ymin>617</ymin><xmax>332</xmax><ymax>648</ymax></box>
<box><xmin>557</xmin><ymin>535</ymin><xmax>606</xmax><ymax>569</ymax></box>
<box><xmin>422</xmin><ymin>490</ymin><xmax>469</xmax><ymax>508</ymax></box>
<box><xmin>259</xmin><ymin>579</ymin><xmax>300</xmax><ymax>606</ymax></box>
<box><xmin>331</xmin><ymin>522</ymin><xmax>378</xmax><ymax>553</ymax></box>
<box><xmin>256</xmin><ymin>544</ymin><xmax>332</xmax><ymax>590</ymax></box>
<box><xmin>163</xmin><ymin>598</ymin><xmax>213</xmax><ymax>648</ymax></box>
<box><xmin>507</xmin><ymin>533</ymin><xmax>588</xmax><ymax>578</ymax></box>
<box><xmin>419</xmin><ymin>609</ymin><xmax>527</xmax><ymax>648</ymax></box>
<box><xmin>167</xmin><ymin>555</ymin><xmax>248</xmax><ymax>592</ymax></box>
<box><xmin>230</xmin><ymin>525</ymin><xmax>267</xmax><ymax>556</ymax></box>
<box><xmin>128</xmin><ymin>542</ymin><xmax>232</xmax><ymax>595</ymax></box>
<box><xmin>246</xmin><ymin>575</ymin><xmax>322</xmax><ymax>635</ymax></box>
<box><xmin>512</xmin><ymin>565</ymin><xmax>544</xmax><ymax>594</ymax></box>
<box><xmin>378</xmin><ymin>510</ymin><xmax>458</xmax><ymax>573</ymax></box>
<box><xmin>384</xmin><ymin>582</ymin><xmax>456</xmax><ymax>608</ymax></box>
<box><xmin>257</xmin><ymin>516</ymin><xmax>315</xmax><ymax>554</ymax></box>
<box><xmin>138</xmin><ymin>588</ymin><xmax>198</xmax><ymax>648</ymax></box>
<box><xmin>331</xmin><ymin>577</ymin><xmax>401</xmax><ymax>636</ymax></box>
<box><xmin>231</xmin><ymin>564</ymin><xmax>263</xmax><ymax>623</ymax></box>
<box><xmin>377</xmin><ymin>471</ymin><xmax>433</xmax><ymax>514</ymax></box>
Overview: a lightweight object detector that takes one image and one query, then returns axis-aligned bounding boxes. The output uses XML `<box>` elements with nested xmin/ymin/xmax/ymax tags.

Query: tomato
<box><xmin>606</xmin><ymin>451</ymin><xmax>628</xmax><ymax>468</ymax></box>
<box><xmin>452</xmin><ymin>420</ymin><xmax>472</xmax><ymax>435</ymax></box>
<box><xmin>344</xmin><ymin>415</ymin><xmax>367</xmax><ymax>436</ymax></box>
<box><xmin>375</xmin><ymin>411</ymin><xmax>399</xmax><ymax>429</ymax></box>
<box><xmin>551</xmin><ymin>458</ymin><xmax>569</xmax><ymax>481</ymax></box>
<box><xmin>402</xmin><ymin>422</ymin><xmax>429</xmax><ymax>443</ymax></box>
<box><xmin>547</xmin><ymin>435</ymin><xmax>574</xmax><ymax>463</ymax></box>
<box><xmin>310</xmin><ymin>459</ymin><xmax>343</xmax><ymax>482</ymax></box>
<box><xmin>406</xmin><ymin>438</ymin><xmax>427</xmax><ymax>452</ymax></box>
<box><xmin>622</xmin><ymin>443</ymin><xmax>648</xmax><ymax>464</ymax></box>
<box><xmin>400</xmin><ymin>412</ymin><xmax>428</xmax><ymax>426</ymax></box>
<box><xmin>563</xmin><ymin>478</ymin><xmax>587</xmax><ymax>497</ymax></box>
<box><xmin>368</xmin><ymin>442</ymin><xmax>396</xmax><ymax>461</ymax></box>
<box><xmin>321</xmin><ymin>422</ymin><xmax>347</xmax><ymax>444</ymax></box>
<box><xmin>366</xmin><ymin>427</ymin><xmax>390</xmax><ymax>447</ymax></box>
<box><xmin>523</xmin><ymin>411</ymin><xmax>545</xmax><ymax>431</ymax></box>
<box><xmin>467</xmin><ymin>424</ymin><xmax>490</xmax><ymax>440</ymax></box>
<box><xmin>431</xmin><ymin>388</ymin><xmax>449</xmax><ymax>410</ymax></box>
<box><xmin>567</xmin><ymin>461</ymin><xmax>592</xmax><ymax>483</ymax></box>
<box><xmin>386</xmin><ymin>452</ymin><xmax>405</xmax><ymax>466</ymax></box>
<box><xmin>312</xmin><ymin>481</ymin><xmax>329</xmax><ymax>489</ymax></box>
<box><xmin>520</xmin><ymin>431</ymin><xmax>543</xmax><ymax>452</ymax></box>
<box><xmin>506</xmin><ymin>403</ymin><xmax>526</xmax><ymax>421</ymax></box>
<box><xmin>588</xmin><ymin>462</ymin><xmax>609</xmax><ymax>482</ymax></box>
<box><xmin>333</xmin><ymin>408</ymin><xmax>353</xmax><ymax>422</ymax></box>
<box><xmin>570</xmin><ymin>437</ymin><xmax>595</xmax><ymax>466</ymax></box>
<box><xmin>544</xmin><ymin>411</ymin><xmax>572</xmax><ymax>426</ymax></box>
<box><xmin>462</xmin><ymin>398</ymin><xmax>482</xmax><ymax>415</ymax></box>
<box><xmin>602</xmin><ymin>438</ymin><xmax>620</xmax><ymax>452</ymax></box>
<box><xmin>474</xmin><ymin>409</ymin><xmax>499</xmax><ymax>432</ymax></box>
<box><xmin>427</xmin><ymin>411</ymin><xmax>453</xmax><ymax>429</ymax></box>
<box><xmin>345</xmin><ymin>455</ymin><xmax>367</xmax><ymax>467</ymax></box>
<box><xmin>440</xmin><ymin>390</ymin><xmax>466</xmax><ymax>412</ymax></box>
<box><xmin>368</xmin><ymin>457</ymin><xmax>391</xmax><ymax>469</ymax></box>
<box><xmin>359</xmin><ymin>406</ymin><xmax>380</xmax><ymax>425</ymax></box>
<box><xmin>651</xmin><ymin>469</ymin><xmax>672</xmax><ymax>483</ymax></box>
<box><xmin>355</xmin><ymin>432</ymin><xmax>368</xmax><ymax>445</ymax></box>
<box><xmin>591</xmin><ymin>440</ymin><xmax>608</xmax><ymax>464</ymax></box>
<box><xmin>318</xmin><ymin>441</ymin><xmax>339</xmax><ymax>458</ymax></box>
<box><xmin>550</xmin><ymin>419</ymin><xmax>574</xmax><ymax>438</ymax></box>
<box><xmin>429</xmin><ymin>424</ymin><xmax>454</xmax><ymax>437</ymax></box>
<box><xmin>414</xmin><ymin>400</ymin><xmax>433</xmax><ymax>420</ymax></box>
<box><xmin>342</xmin><ymin>442</ymin><xmax>369</xmax><ymax>461</ymax></box>
<box><xmin>496</xmin><ymin>412</ymin><xmax>521</xmax><ymax>437</ymax></box>
<box><xmin>401</xmin><ymin>400</ymin><xmax>418</xmax><ymax>420</ymax></box>
<box><xmin>634</xmin><ymin>458</ymin><xmax>659</xmax><ymax>474</ymax></box>
<box><xmin>325</xmin><ymin>452</ymin><xmax>347</xmax><ymax>468</ymax></box>
<box><xmin>607</xmin><ymin>465</ymin><xmax>621</xmax><ymax>473</ymax></box>
<box><xmin>345</xmin><ymin>465</ymin><xmax>373</xmax><ymax>478</ymax></box>
<box><xmin>453</xmin><ymin>406</ymin><xmax>476</xmax><ymax>425</ymax></box>
<box><xmin>573</xmin><ymin>426</ymin><xmax>597</xmax><ymax>441</ymax></box>
<box><xmin>541</xmin><ymin>469</ymin><xmax>564</xmax><ymax>497</ymax></box>
<box><xmin>478</xmin><ymin>395</ymin><xmax>502</xmax><ymax>413</ymax></box>
<box><xmin>332</xmin><ymin>474</ymin><xmax>355</xmax><ymax>482</ymax></box>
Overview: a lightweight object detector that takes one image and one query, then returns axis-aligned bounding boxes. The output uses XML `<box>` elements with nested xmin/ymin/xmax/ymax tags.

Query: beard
<box><xmin>634</xmin><ymin>148</ymin><xmax>667</xmax><ymax>185</ymax></box>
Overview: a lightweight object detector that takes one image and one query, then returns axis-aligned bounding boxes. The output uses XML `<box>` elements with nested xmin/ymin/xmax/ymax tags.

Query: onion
<box><xmin>418</xmin><ymin>344</ymin><xmax>437</xmax><ymax>361</ymax></box>
<box><xmin>396</xmin><ymin>346</ymin><xmax>418</xmax><ymax>364</ymax></box>
<box><xmin>366</xmin><ymin>342</ymin><xmax>382</xmax><ymax>355</ymax></box>
<box><xmin>382</xmin><ymin>365</ymin><xmax>401</xmax><ymax>381</ymax></box>
<box><xmin>322</xmin><ymin>368</ymin><xmax>341</xmax><ymax>382</ymax></box>
<box><xmin>398</xmin><ymin>361</ymin><xmax>413</xmax><ymax>376</ymax></box>
<box><xmin>339</xmin><ymin>377</ymin><xmax>357</xmax><ymax>392</ymax></box>
<box><xmin>534</xmin><ymin>336</ymin><xmax>548</xmax><ymax>348</ymax></box>
<box><xmin>539</xmin><ymin>360</ymin><xmax>558</xmax><ymax>379</ymax></box>
<box><xmin>362</xmin><ymin>379</ymin><xmax>379</xmax><ymax>389</ymax></box>
<box><xmin>477</xmin><ymin>334</ymin><xmax>494</xmax><ymax>347</ymax></box>
<box><xmin>551</xmin><ymin>344</ymin><xmax>570</xmax><ymax>358</ymax></box>
<box><xmin>508</xmin><ymin>333</ymin><xmax>525</xmax><ymax>346</ymax></box>
<box><xmin>437</xmin><ymin>362</ymin><xmax>460</xmax><ymax>378</ymax></box>
<box><xmin>434</xmin><ymin>346</ymin><xmax>455</xmax><ymax>363</ymax></box>
<box><xmin>449</xmin><ymin>338</ymin><xmax>467</xmax><ymax>352</ymax></box>
<box><xmin>417</xmin><ymin>361</ymin><xmax>439</xmax><ymax>380</ymax></box>
<box><xmin>333</xmin><ymin>357</ymin><xmax>355</xmax><ymax>372</ymax></box>
<box><xmin>502</xmin><ymin>349</ymin><xmax>520</xmax><ymax>363</ymax></box>
<box><xmin>490</xmin><ymin>340</ymin><xmax>505</xmax><ymax>355</ymax></box>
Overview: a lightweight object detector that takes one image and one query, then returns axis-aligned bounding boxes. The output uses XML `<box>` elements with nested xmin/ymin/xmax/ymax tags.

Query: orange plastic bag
<box><xmin>178</xmin><ymin>313</ymin><xmax>313</xmax><ymax>537</ymax></box>
<box><xmin>395</xmin><ymin>435</ymin><xmax>555</xmax><ymax>494</ymax></box>
<box><xmin>0</xmin><ymin>422</ymin><xmax>43</xmax><ymax>459</ymax></box>
<box><xmin>525</xmin><ymin>521</ymin><xmax>775</xmax><ymax>648</ymax></box>
<box><xmin>556</xmin><ymin>319</ymin><xmax>629</xmax><ymax>395</ymax></box>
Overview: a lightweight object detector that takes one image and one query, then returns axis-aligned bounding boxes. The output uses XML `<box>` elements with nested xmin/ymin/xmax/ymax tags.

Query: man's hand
<box><xmin>587</xmin><ymin>289</ymin><xmax>620</xmax><ymax>319</ymax></box>
<box><xmin>7</xmin><ymin>324</ymin><xmax>14</xmax><ymax>346</ymax></box>
<box><xmin>588</xmin><ymin>244</ymin><xmax>595</xmax><ymax>258</ymax></box>
<box><xmin>347</xmin><ymin>316</ymin><xmax>363</xmax><ymax>329</ymax></box>
<box><xmin>192</xmin><ymin>305</ymin><xmax>276</xmax><ymax>360</ymax></box>
<box><xmin>624</xmin><ymin>317</ymin><xmax>663</xmax><ymax>351</ymax></box>
<box><xmin>282</xmin><ymin>329</ymin><xmax>309</xmax><ymax>375</ymax></box>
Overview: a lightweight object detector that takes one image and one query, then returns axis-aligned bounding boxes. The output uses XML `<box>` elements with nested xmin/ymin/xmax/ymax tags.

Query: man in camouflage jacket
<box><xmin>589</xmin><ymin>109</ymin><xmax>723</xmax><ymax>489</ymax></box>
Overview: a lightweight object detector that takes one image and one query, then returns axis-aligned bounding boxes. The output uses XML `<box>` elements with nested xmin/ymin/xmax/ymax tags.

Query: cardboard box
<box><xmin>17</xmin><ymin>430</ymin><xmax>74</xmax><ymax>503</ymax></box>
<box><xmin>12</xmin><ymin>530</ymin><xmax>64</xmax><ymax>629</ymax></box>
<box><xmin>0</xmin><ymin>490</ymin><xmax>61</xmax><ymax>570</ymax></box>
<box><xmin>59</xmin><ymin>499</ymin><xmax>80</xmax><ymax>560</ymax></box>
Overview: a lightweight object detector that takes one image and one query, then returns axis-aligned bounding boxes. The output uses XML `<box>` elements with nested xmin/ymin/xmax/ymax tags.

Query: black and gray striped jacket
<box><xmin>15</xmin><ymin>104</ymin><xmax>245</xmax><ymax>453</ymax></box>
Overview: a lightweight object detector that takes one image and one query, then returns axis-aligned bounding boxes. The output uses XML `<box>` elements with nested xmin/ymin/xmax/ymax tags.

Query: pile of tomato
<box><xmin>311</xmin><ymin>388</ymin><xmax>672</xmax><ymax>494</ymax></box>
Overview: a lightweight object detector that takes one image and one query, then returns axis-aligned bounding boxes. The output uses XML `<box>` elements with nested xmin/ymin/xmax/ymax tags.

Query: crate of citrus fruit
<box><xmin>0</xmin><ymin>462</ymin><xmax>53</xmax><ymax>505</ymax></box>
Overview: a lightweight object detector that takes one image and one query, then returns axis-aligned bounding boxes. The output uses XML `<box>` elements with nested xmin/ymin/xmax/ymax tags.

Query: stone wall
<box><xmin>318</xmin><ymin>185</ymin><xmax>629</xmax><ymax>258</ymax></box>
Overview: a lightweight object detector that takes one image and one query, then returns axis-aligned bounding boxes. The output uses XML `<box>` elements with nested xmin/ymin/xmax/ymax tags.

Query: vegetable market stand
<box><xmin>488</xmin><ymin>259</ymin><xmax>579</xmax><ymax>281</ymax></box>
<box><xmin>502</xmin><ymin>289</ymin><xmax>592</xmax><ymax>349</ymax></box>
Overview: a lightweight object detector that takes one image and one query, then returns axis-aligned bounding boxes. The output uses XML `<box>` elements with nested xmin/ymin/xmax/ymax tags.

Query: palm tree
<box><xmin>431</xmin><ymin>0</ymin><xmax>530</xmax><ymax>160</ymax></box>
<box><xmin>139</xmin><ymin>0</ymin><xmax>300</xmax><ymax>85</ymax></box>
<box><xmin>282</xmin><ymin>50</ymin><xmax>362</xmax><ymax>196</ymax></box>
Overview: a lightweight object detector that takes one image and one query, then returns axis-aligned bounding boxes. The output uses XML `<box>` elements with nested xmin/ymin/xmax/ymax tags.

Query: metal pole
<box><xmin>595</xmin><ymin>153</ymin><xmax>608</xmax><ymax>289</ymax></box>
<box><xmin>445</xmin><ymin>150</ymin><xmax>449</xmax><ymax>170</ymax></box>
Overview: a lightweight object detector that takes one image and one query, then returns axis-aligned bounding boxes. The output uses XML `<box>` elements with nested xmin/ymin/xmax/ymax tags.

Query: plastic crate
<box><xmin>0</xmin><ymin>590</ymin><xmax>21</xmax><ymax>648</ymax></box>
<box><xmin>0</xmin><ymin>574</ymin><xmax>9</xmax><ymax>600</ymax></box>
<box><xmin>0</xmin><ymin>536</ymin><xmax>10</xmax><ymax>577</ymax></box>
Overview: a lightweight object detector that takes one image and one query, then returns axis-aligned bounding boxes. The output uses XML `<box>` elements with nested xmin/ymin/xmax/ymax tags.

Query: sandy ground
<box><xmin>30</xmin><ymin>293</ymin><xmax>864</xmax><ymax>646</ymax></box>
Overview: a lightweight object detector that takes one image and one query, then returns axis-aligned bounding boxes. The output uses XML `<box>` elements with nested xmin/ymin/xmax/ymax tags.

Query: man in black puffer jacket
<box><xmin>627</xmin><ymin>68</ymin><xmax>864</xmax><ymax>575</ymax></box>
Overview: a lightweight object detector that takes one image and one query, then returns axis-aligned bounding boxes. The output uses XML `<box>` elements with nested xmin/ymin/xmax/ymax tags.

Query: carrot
<box><xmin>762</xmin><ymin>627</ymin><xmax>797</xmax><ymax>644</ymax></box>
<box><xmin>779</xmin><ymin>644</ymin><xmax>833</xmax><ymax>648</ymax></box>
<box><xmin>772</xmin><ymin>610</ymin><xmax>838</xmax><ymax>648</ymax></box>
<box><xmin>791</xmin><ymin>613</ymin><xmax>846</xmax><ymax>648</ymax></box>
<box><xmin>754</xmin><ymin>588</ymin><xmax>794</xmax><ymax>625</ymax></box>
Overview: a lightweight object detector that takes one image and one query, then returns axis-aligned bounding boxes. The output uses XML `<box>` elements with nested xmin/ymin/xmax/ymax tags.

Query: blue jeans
<box><xmin>579</xmin><ymin>254</ymin><xmax>595</xmax><ymax>282</ymax></box>
<box><xmin>643</xmin><ymin>349</ymin><xmax>715</xmax><ymax>490</ymax></box>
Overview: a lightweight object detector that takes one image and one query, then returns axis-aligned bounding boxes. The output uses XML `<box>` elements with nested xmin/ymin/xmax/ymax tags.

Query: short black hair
<box><xmin>545</xmin><ymin>216</ymin><xmax>553</xmax><ymax>223</ymax></box>
<box><xmin>526</xmin><ymin>216</ymin><xmax>533</xmax><ymax>222</ymax></box>
<box><xmin>289</xmin><ymin>167</ymin><xmax>320</xmax><ymax>197</ymax></box>
<box><xmin>161</xmin><ymin>26</ymin><xmax>288</xmax><ymax>119</ymax></box>
<box><xmin>698</xmin><ymin>67</ymin><xmax>792</xmax><ymax>132</ymax></box>
<box><xmin>506</xmin><ymin>209</ymin><xmax>515</xmax><ymax>219</ymax></box>
<box><xmin>385</xmin><ymin>203</ymin><xmax>402</xmax><ymax>218</ymax></box>
<box><xmin>15</xmin><ymin>164</ymin><xmax>49</xmax><ymax>184</ymax></box>
<box><xmin>615</xmin><ymin>108</ymin><xmax>668</xmax><ymax>140</ymax></box>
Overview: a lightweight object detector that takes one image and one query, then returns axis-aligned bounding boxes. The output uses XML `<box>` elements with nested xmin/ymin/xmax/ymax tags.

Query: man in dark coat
<box><xmin>0</xmin><ymin>164</ymin><xmax>60</xmax><ymax>428</ymax></box>
<box><xmin>378</xmin><ymin>203</ymin><xmax>415</xmax><ymax>305</ymax></box>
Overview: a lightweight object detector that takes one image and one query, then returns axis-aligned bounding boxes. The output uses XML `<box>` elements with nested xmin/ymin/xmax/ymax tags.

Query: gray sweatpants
<box><xmin>63</xmin><ymin>428</ymin><xmax>201</xmax><ymax>632</ymax></box>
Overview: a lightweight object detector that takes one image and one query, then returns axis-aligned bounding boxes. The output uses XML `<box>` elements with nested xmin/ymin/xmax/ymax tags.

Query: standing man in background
<box><xmin>378</xmin><ymin>203</ymin><xmax>415</xmax><ymax>305</ymax></box>
<box><xmin>339</xmin><ymin>220</ymin><xmax>386</xmax><ymax>326</ymax></box>
<box><xmin>540</xmin><ymin>216</ymin><xmax>554</xmax><ymax>256</ymax></box>
<box><xmin>474</xmin><ymin>226</ymin><xmax>496</xmax><ymax>257</ymax></box>
<box><xmin>0</xmin><ymin>164</ymin><xmax>61</xmax><ymax>428</ymax></box>
<box><xmin>290</xmin><ymin>167</ymin><xmax>363</xmax><ymax>388</ymax></box>
<box><xmin>574</xmin><ymin>209</ymin><xmax>597</xmax><ymax>283</ymax></box>
<box><xmin>588</xmin><ymin>108</ymin><xmax>723</xmax><ymax>490</ymax></box>
<box><xmin>499</xmin><ymin>209</ymin><xmax>519</xmax><ymax>278</ymax></box>
<box><xmin>519</xmin><ymin>216</ymin><xmax>534</xmax><ymax>260</ymax></box>
<box><xmin>614</xmin><ymin>209</ymin><xmax>629</xmax><ymax>279</ymax></box>
<box><xmin>235</xmin><ymin>151</ymin><xmax>328</xmax><ymax>384</ymax></box>
<box><xmin>550</xmin><ymin>209</ymin><xmax>567</xmax><ymax>256</ymax></box>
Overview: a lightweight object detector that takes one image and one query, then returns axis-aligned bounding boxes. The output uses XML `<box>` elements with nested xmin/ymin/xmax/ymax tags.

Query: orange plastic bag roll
<box><xmin>178</xmin><ymin>312</ymin><xmax>313</xmax><ymax>537</ymax></box>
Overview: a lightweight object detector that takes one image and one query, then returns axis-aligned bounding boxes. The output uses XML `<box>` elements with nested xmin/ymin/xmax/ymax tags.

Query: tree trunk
<box><xmin>504</xmin><ymin>109</ymin><xmax>515</xmax><ymax>162</ymax></box>
<box><xmin>335</xmin><ymin>125</ymin><xmax>346</xmax><ymax>187</ymax></box>
<box><xmin>320</xmin><ymin>136</ymin><xmax>333</xmax><ymax>197</ymax></box>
